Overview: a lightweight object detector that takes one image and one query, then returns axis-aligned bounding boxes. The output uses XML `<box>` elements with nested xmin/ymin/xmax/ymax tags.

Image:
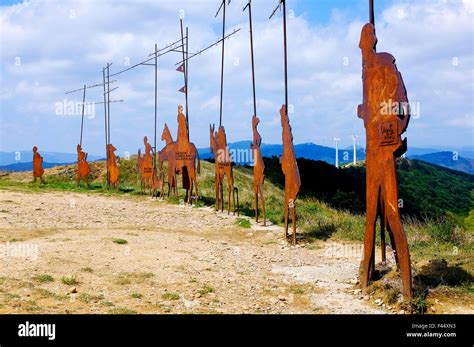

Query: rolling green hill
<box><xmin>262</xmin><ymin>156</ymin><xmax>474</xmax><ymax>222</ymax></box>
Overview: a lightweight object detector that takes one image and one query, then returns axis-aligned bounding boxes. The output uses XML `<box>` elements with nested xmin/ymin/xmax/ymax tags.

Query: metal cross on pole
<box><xmin>179</xmin><ymin>19</ymin><xmax>189</xmax><ymax>139</ymax></box>
<box><xmin>65</xmin><ymin>79</ymin><xmax>117</xmax><ymax>147</ymax></box>
<box><xmin>102</xmin><ymin>67</ymin><xmax>109</xmax><ymax>187</ymax></box>
<box><xmin>174</xmin><ymin>21</ymin><xmax>240</xmax><ymax>130</ymax></box>
<box><xmin>176</xmin><ymin>20</ymin><xmax>191</xmax><ymax>140</ymax></box>
<box><xmin>108</xmin><ymin>36</ymin><xmax>186</xmax><ymax>166</ymax></box>
<box><xmin>175</xmin><ymin>28</ymin><xmax>240</xmax><ymax>67</ymax></box>
<box><xmin>269</xmin><ymin>0</ymin><xmax>288</xmax><ymax>115</ymax></box>
<box><xmin>65</xmin><ymin>73</ymin><xmax>122</xmax><ymax>189</ymax></box>
<box><xmin>243</xmin><ymin>0</ymin><xmax>257</xmax><ymax>118</ymax></box>
<box><xmin>106</xmin><ymin>63</ymin><xmax>111</xmax><ymax>145</ymax></box>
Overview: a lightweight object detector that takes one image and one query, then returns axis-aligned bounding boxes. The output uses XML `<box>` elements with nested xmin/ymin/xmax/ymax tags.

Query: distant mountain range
<box><xmin>0</xmin><ymin>161</ymin><xmax>70</xmax><ymax>172</ymax></box>
<box><xmin>198</xmin><ymin>141</ymin><xmax>473</xmax><ymax>174</ymax></box>
<box><xmin>198</xmin><ymin>141</ymin><xmax>366</xmax><ymax>166</ymax></box>
<box><xmin>1</xmin><ymin>144</ymin><xmax>473</xmax><ymax>175</ymax></box>
<box><xmin>0</xmin><ymin>151</ymin><xmax>103</xmax><ymax>167</ymax></box>
<box><xmin>410</xmin><ymin>152</ymin><xmax>474</xmax><ymax>175</ymax></box>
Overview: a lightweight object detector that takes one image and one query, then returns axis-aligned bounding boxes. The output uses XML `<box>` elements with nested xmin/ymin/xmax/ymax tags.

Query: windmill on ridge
<box><xmin>334</xmin><ymin>137</ymin><xmax>340</xmax><ymax>168</ymax></box>
<box><xmin>352</xmin><ymin>134</ymin><xmax>358</xmax><ymax>165</ymax></box>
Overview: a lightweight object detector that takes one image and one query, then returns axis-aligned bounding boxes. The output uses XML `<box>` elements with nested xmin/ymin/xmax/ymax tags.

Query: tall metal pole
<box><xmin>369</xmin><ymin>0</ymin><xmax>375</xmax><ymax>26</ymax></box>
<box><xmin>180</xmin><ymin>19</ymin><xmax>189</xmax><ymax>139</ymax></box>
<box><xmin>106</xmin><ymin>63</ymin><xmax>111</xmax><ymax>145</ymax></box>
<box><xmin>219</xmin><ymin>1</ymin><xmax>226</xmax><ymax>127</ymax></box>
<box><xmin>102</xmin><ymin>67</ymin><xmax>109</xmax><ymax>188</ymax></box>
<box><xmin>80</xmin><ymin>84</ymin><xmax>86</xmax><ymax>147</ymax></box>
<box><xmin>244</xmin><ymin>1</ymin><xmax>257</xmax><ymax>117</ymax></box>
<box><xmin>185</xmin><ymin>26</ymin><xmax>189</xmax><ymax>139</ymax></box>
<box><xmin>154</xmin><ymin>43</ymin><xmax>158</xmax><ymax>168</ymax></box>
<box><xmin>282</xmin><ymin>0</ymin><xmax>288</xmax><ymax>113</ymax></box>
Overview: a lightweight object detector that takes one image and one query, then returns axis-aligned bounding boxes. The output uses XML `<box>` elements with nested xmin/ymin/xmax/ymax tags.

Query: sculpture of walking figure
<box><xmin>357</xmin><ymin>21</ymin><xmax>413</xmax><ymax>300</ymax></box>
<box><xmin>32</xmin><ymin>146</ymin><xmax>45</xmax><ymax>184</ymax></box>
<box><xmin>280</xmin><ymin>105</ymin><xmax>301</xmax><ymax>245</ymax></box>
<box><xmin>251</xmin><ymin>115</ymin><xmax>266</xmax><ymax>226</ymax></box>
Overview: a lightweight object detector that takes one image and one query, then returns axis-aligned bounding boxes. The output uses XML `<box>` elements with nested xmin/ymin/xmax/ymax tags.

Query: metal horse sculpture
<box><xmin>251</xmin><ymin>115</ymin><xmax>266</xmax><ymax>225</ymax></box>
<box><xmin>209</xmin><ymin>124</ymin><xmax>239</xmax><ymax>215</ymax></box>
<box><xmin>159</xmin><ymin>124</ymin><xmax>178</xmax><ymax>197</ymax></box>
<box><xmin>76</xmin><ymin>144</ymin><xmax>90</xmax><ymax>186</ymax></box>
<box><xmin>158</xmin><ymin>105</ymin><xmax>200</xmax><ymax>204</ymax></box>
<box><xmin>32</xmin><ymin>146</ymin><xmax>45</xmax><ymax>184</ymax></box>
<box><xmin>150</xmin><ymin>168</ymin><xmax>165</xmax><ymax>199</ymax></box>
<box><xmin>137</xmin><ymin>136</ymin><xmax>155</xmax><ymax>193</ymax></box>
<box><xmin>280</xmin><ymin>105</ymin><xmax>301</xmax><ymax>245</ymax></box>
<box><xmin>357</xmin><ymin>22</ymin><xmax>412</xmax><ymax>300</ymax></box>
<box><xmin>106</xmin><ymin>143</ymin><xmax>120</xmax><ymax>188</ymax></box>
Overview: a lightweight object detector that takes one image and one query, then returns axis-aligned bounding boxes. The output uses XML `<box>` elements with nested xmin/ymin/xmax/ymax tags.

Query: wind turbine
<box><xmin>352</xmin><ymin>135</ymin><xmax>358</xmax><ymax>165</ymax></box>
<box><xmin>334</xmin><ymin>137</ymin><xmax>340</xmax><ymax>168</ymax></box>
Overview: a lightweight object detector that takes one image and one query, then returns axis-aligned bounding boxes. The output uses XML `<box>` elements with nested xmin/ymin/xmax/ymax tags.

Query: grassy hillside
<box><xmin>263</xmin><ymin>156</ymin><xmax>473</xmax><ymax>222</ymax></box>
<box><xmin>0</xmin><ymin>155</ymin><xmax>472</xmax><ymax>312</ymax></box>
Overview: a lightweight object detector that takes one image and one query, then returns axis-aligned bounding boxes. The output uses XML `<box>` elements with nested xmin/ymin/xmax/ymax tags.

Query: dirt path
<box><xmin>0</xmin><ymin>190</ymin><xmax>385</xmax><ymax>314</ymax></box>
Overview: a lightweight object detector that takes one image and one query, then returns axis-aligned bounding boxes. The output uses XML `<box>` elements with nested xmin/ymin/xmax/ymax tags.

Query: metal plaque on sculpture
<box><xmin>378</xmin><ymin>120</ymin><xmax>398</xmax><ymax>146</ymax></box>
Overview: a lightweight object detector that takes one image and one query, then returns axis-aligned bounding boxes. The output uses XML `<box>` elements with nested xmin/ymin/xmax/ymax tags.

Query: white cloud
<box><xmin>0</xmin><ymin>0</ymin><xmax>472</xmax><ymax>154</ymax></box>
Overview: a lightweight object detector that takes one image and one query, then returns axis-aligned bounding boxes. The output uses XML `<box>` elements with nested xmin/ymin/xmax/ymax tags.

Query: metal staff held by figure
<box><xmin>244</xmin><ymin>0</ymin><xmax>266</xmax><ymax>226</ymax></box>
<box><xmin>216</xmin><ymin>0</ymin><xmax>231</xmax><ymax>127</ymax></box>
<box><xmin>270</xmin><ymin>0</ymin><xmax>301</xmax><ymax>245</ymax></box>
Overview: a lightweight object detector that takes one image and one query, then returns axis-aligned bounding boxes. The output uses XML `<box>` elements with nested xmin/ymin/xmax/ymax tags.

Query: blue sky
<box><xmin>1</xmin><ymin>0</ymin><xmax>473</xmax><ymax>156</ymax></box>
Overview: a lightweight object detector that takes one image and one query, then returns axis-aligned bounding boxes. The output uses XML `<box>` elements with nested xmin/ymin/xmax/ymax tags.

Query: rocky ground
<box><xmin>0</xmin><ymin>189</ymin><xmax>406</xmax><ymax>314</ymax></box>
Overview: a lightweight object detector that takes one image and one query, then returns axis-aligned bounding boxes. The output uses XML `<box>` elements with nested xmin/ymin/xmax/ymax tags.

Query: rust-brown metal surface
<box><xmin>159</xmin><ymin>124</ymin><xmax>178</xmax><ymax>196</ymax></box>
<box><xmin>150</xmin><ymin>167</ymin><xmax>164</xmax><ymax>199</ymax></box>
<box><xmin>357</xmin><ymin>22</ymin><xmax>412</xmax><ymax>300</ymax></box>
<box><xmin>137</xmin><ymin>136</ymin><xmax>155</xmax><ymax>193</ymax></box>
<box><xmin>76</xmin><ymin>144</ymin><xmax>90</xmax><ymax>186</ymax></box>
<box><xmin>209</xmin><ymin>124</ymin><xmax>239</xmax><ymax>215</ymax></box>
<box><xmin>106</xmin><ymin>143</ymin><xmax>120</xmax><ymax>188</ymax></box>
<box><xmin>158</xmin><ymin>105</ymin><xmax>200</xmax><ymax>204</ymax></box>
<box><xmin>280</xmin><ymin>105</ymin><xmax>301</xmax><ymax>245</ymax></box>
<box><xmin>32</xmin><ymin>146</ymin><xmax>45</xmax><ymax>183</ymax></box>
<box><xmin>251</xmin><ymin>115</ymin><xmax>266</xmax><ymax>225</ymax></box>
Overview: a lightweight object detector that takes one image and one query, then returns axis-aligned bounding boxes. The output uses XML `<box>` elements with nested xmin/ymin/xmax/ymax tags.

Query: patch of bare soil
<box><xmin>0</xmin><ymin>190</ymin><xmax>454</xmax><ymax>314</ymax></box>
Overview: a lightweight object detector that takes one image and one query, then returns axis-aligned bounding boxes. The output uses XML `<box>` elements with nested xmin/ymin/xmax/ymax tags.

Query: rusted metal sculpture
<box><xmin>160</xmin><ymin>124</ymin><xmax>178</xmax><ymax>196</ymax></box>
<box><xmin>76</xmin><ymin>144</ymin><xmax>90</xmax><ymax>186</ymax></box>
<box><xmin>357</xmin><ymin>16</ymin><xmax>413</xmax><ymax>300</ymax></box>
<box><xmin>65</xmin><ymin>79</ymin><xmax>121</xmax><ymax>190</ymax></box>
<box><xmin>137</xmin><ymin>136</ymin><xmax>154</xmax><ymax>193</ymax></box>
<box><xmin>150</xmin><ymin>168</ymin><xmax>165</xmax><ymax>199</ymax></box>
<box><xmin>251</xmin><ymin>116</ymin><xmax>266</xmax><ymax>225</ymax></box>
<box><xmin>32</xmin><ymin>146</ymin><xmax>45</xmax><ymax>184</ymax></box>
<box><xmin>209</xmin><ymin>124</ymin><xmax>239</xmax><ymax>215</ymax></box>
<box><xmin>280</xmin><ymin>105</ymin><xmax>301</xmax><ymax>245</ymax></box>
<box><xmin>270</xmin><ymin>0</ymin><xmax>301</xmax><ymax>244</ymax></box>
<box><xmin>158</xmin><ymin>105</ymin><xmax>200</xmax><ymax>204</ymax></box>
<box><xmin>244</xmin><ymin>0</ymin><xmax>266</xmax><ymax>226</ymax></box>
<box><xmin>136</xmin><ymin>138</ymin><xmax>157</xmax><ymax>195</ymax></box>
<box><xmin>106</xmin><ymin>143</ymin><xmax>120</xmax><ymax>188</ymax></box>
